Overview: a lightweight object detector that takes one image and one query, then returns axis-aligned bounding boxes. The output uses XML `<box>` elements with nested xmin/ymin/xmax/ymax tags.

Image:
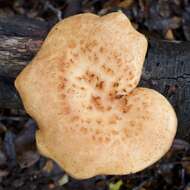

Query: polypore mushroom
<box><xmin>15</xmin><ymin>12</ymin><xmax>177</xmax><ymax>179</ymax></box>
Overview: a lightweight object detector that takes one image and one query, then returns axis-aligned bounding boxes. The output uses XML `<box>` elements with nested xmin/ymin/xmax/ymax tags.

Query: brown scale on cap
<box><xmin>101</xmin><ymin>65</ymin><xmax>114</xmax><ymax>76</ymax></box>
<box><xmin>15</xmin><ymin>12</ymin><xmax>177</xmax><ymax>179</ymax></box>
<box><xmin>91</xmin><ymin>96</ymin><xmax>105</xmax><ymax>111</ymax></box>
<box><xmin>96</xmin><ymin>81</ymin><xmax>104</xmax><ymax>90</ymax></box>
<box><xmin>80</xmin><ymin>127</ymin><xmax>88</xmax><ymax>134</ymax></box>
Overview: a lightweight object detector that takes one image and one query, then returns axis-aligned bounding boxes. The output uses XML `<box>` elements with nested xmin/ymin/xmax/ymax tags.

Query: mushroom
<box><xmin>15</xmin><ymin>12</ymin><xmax>177</xmax><ymax>179</ymax></box>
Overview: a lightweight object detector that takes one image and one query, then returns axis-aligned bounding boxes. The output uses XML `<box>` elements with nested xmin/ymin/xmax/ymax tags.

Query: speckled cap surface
<box><xmin>15</xmin><ymin>12</ymin><xmax>177</xmax><ymax>179</ymax></box>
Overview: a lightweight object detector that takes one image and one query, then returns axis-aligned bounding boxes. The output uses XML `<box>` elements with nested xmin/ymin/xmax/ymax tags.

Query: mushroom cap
<box><xmin>15</xmin><ymin>12</ymin><xmax>177</xmax><ymax>179</ymax></box>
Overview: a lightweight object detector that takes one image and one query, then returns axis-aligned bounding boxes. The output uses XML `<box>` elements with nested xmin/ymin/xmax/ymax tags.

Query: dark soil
<box><xmin>1</xmin><ymin>0</ymin><xmax>190</xmax><ymax>190</ymax></box>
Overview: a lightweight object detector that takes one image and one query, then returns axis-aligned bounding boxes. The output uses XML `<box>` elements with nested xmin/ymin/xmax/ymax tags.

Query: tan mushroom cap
<box><xmin>15</xmin><ymin>12</ymin><xmax>177</xmax><ymax>179</ymax></box>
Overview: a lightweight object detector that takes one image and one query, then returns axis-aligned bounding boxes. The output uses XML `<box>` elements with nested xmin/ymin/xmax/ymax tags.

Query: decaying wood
<box><xmin>0</xmin><ymin>16</ymin><xmax>190</xmax><ymax>139</ymax></box>
<box><xmin>141</xmin><ymin>40</ymin><xmax>190</xmax><ymax>139</ymax></box>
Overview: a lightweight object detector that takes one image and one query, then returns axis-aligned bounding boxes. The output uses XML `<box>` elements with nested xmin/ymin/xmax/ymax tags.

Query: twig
<box><xmin>44</xmin><ymin>1</ymin><xmax>62</xmax><ymax>21</ymax></box>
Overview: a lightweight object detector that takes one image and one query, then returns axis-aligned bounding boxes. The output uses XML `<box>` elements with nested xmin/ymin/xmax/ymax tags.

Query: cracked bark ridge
<box><xmin>0</xmin><ymin>16</ymin><xmax>50</xmax><ymax>109</ymax></box>
<box><xmin>0</xmin><ymin>17</ymin><xmax>189</xmax><ymax>139</ymax></box>
<box><xmin>141</xmin><ymin>39</ymin><xmax>190</xmax><ymax>139</ymax></box>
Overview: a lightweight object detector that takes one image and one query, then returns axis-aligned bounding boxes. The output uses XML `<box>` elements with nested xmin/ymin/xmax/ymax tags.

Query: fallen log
<box><xmin>0</xmin><ymin>16</ymin><xmax>190</xmax><ymax>139</ymax></box>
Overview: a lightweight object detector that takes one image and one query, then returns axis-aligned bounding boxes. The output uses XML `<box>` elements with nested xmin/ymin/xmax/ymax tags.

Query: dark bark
<box><xmin>0</xmin><ymin>16</ymin><xmax>50</xmax><ymax>109</ymax></box>
<box><xmin>0</xmin><ymin>16</ymin><xmax>190</xmax><ymax>139</ymax></box>
<box><xmin>0</xmin><ymin>16</ymin><xmax>49</xmax><ymax>37</ymax></box>
<box><xmin>141</xmin><ymin>40</ymin><xmax>190</xmax><ymax>139</ymax></box>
